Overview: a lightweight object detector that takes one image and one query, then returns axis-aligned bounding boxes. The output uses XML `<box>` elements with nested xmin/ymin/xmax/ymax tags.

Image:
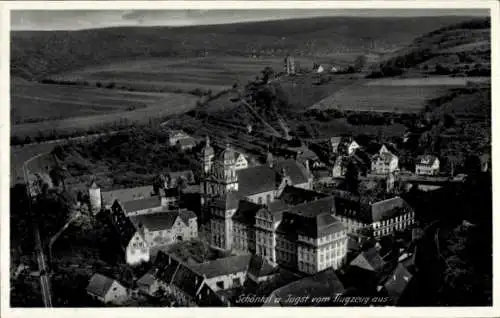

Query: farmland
<box><xmin>52</xmin><ymin>56</ymin><xmax>322</xmax><ymax>93</ymax></box>
<box><xmin>11</xmin><ymin>82</ymin><xmax>199</xmax><ymax>138</ymax></box>
<box><xmin>309</xmin><ymin>77</ymin><xmax>470</xmax><ymax>113</ymax></box>
<box><xmin>12</xmin><ymin>82</ymin><xmax>167</xmax><ymax>124</ymax></box>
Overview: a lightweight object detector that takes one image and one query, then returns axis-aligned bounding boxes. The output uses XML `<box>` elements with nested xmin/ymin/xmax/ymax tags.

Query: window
<box><xmin>216</xmin><ymin>281</ymin><xmax>224</xmax><ymax>290</ymax></box>
<box><xmin>258</xmin><ymin>197</ymin><xmax>263</xmax><ymax>204</ymax></box>
<box><xmin>266</xmin><ymin>194</ymin><xmax>271</xmax><ymax>204</ymax></box>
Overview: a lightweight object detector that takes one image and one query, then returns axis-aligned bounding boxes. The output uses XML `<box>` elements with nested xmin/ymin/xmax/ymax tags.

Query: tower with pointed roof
<box><xmin>89</xmin><ymin>180</ymin><xmax>101</xmax><ymax>214</ymax></box>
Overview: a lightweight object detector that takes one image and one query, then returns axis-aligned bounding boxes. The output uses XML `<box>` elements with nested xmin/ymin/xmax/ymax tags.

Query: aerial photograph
<box><xmin>9</xmin><ymin>7</ymin><xmax>492</xmax><ymax>308</ymax></box>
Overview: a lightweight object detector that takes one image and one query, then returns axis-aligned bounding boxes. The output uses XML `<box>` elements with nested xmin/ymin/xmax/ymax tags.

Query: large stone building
<box><xmin>333</xmin><ymin>196</ymin><xmax>415</xmax><ymax>238</ymax></box>
<box><xmin>200</xmin><ymin>139</ymin><xmax>313</xmax><ymax>252</ymax></box>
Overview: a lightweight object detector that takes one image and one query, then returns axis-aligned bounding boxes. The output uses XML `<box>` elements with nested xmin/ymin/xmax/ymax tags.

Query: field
<box><xmin>11</xmin><ymin>82</ymin><xmax>169</xmax><ymax>124</ymax></box>
<box><xmin>310</xmin><ymin>77</ymin><xmax>471</xmax><ymax>113</ymax></box>
<box><xmin>11</xmin><ymin>82</ymin><xmax>199</xmax><ymax>138</ymax></box>
<box><xmin>53</xmin><ymin>56</ymin><xmax>321</xmax><ymax>93</ymax></box>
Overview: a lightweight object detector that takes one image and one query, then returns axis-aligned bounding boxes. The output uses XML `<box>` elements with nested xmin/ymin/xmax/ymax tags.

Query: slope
<box><xmin>11</xmin><ymin>15</ymin><xmax>479</xmax><ymax>81</ymax></box>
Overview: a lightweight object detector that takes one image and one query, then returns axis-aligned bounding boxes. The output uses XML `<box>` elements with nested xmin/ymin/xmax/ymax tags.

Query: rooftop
<box><xmin>101</xmin><ymin>185</ymin><xmax>155</xmax><ymax>206</ymax></box>
<box><xmin>269</xmin><ymin>268</ymin><xmax>345</xmax><ymax>306</ymax></box>
<box><xmin>190</xmin><ymin>254</ymin><xmax>253</xmax><ymax>279</ymax></box>
<box><xmin>130</xmin><ymin>209</ymin><xmax>196</xmax><ymax>232</ymax></box>
<box><xmin>350</xmin><ymin>248</ymin><xmax>386</xmax><ymax>272</ymax></box>
<box><xmin>232</xmin><ymin>200</ymin><xmax>263</xmax><ymax>226</ymax></box>
<box><xmin>86</xmin><ymin>273</ymin><xmax>119</xmax><ymax>298</ymax></box>
<box><xmin>121</xmin><ymin>196</ymin><xmax>162</xmax><ymax>213</ymax></box>
<box><xmin>235</xmin><ymin>159</ymin><xmax>310</xmax><ymax>197</ymax></box>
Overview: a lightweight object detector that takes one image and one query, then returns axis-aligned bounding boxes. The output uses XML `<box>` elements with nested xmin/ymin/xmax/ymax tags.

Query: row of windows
<box><xmin>276</xmin><ymin>250</ymin><xmax>294</xmax><ymax>262</ymax></box>
<box><xmin>255</xmin><ymin>218</ymin><xmax>273</xmax><ymax>229</ymax></box>
<box><xmin>298</xmin><ymin>232</ymin><xmax>346</xmax><ymax>244</ymax></box>
<box><xmin>276</xmin><ymin>239</ymin><xmax>295</xmax><ymax>250</ymax></box>
<box><xmin>375</xmin><ymin>219</ymin><xmax>414</xmax><ymax>237</ymax></box>
<box><xmin>373</xmin><ymin>213</ymin><xmax>413</xmax><ymax>228</ymax></box>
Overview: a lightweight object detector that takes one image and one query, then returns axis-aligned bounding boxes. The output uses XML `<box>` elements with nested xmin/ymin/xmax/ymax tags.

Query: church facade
<box><xmin>199</xmin><ymin>138</ymin><xmax>313</xmax><ymax>252</ymax></box>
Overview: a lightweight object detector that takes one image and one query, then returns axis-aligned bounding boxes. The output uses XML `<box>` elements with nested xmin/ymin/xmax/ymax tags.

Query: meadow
<box><xmin>11</xmin><ymin>82</ymin><xmax>199</xmax><ymax>138</ymax></box>
<box><xmin>53</xmin><ymin>56</ymin><xmax>322</xmax><ymax>93</ymax></box>
<box><xmin>310</xmin><ymin>77</ymin><xmax>470</xmax><ymax>113</ymax></box>
<box><xmin>11</xmin><ymin>82</ymin><xmax>169</xmax><ymax>124</ymax></box>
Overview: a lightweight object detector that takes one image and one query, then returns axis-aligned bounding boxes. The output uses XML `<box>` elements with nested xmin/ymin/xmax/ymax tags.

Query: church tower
<box><xmin>214</xmin><ymin>143</ymin><xmax>239</xmax><ymax>194</ymax></box>
<box><xmin>88</xmin><ymin>181</ymin><xmax>101</xmax><ymax>215</ymax></box>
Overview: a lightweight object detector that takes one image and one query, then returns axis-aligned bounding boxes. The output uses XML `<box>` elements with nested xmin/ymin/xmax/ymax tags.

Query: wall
<box><xmin>103</xmin><ymin>281</ymin><xmax>128</xmax><ymax>304</ymax></box>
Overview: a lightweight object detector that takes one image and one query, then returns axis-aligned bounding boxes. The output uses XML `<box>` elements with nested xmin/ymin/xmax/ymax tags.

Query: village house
<box><xmin>86</xmin><ymin>273</ymin><xmax>128</xmax><ymax>305</ymax></box>
<box><xmin>287</xmin><ymin>145</ymin><xmax>321</xmax><ymax>171</ymax></box>
<box><xmin>381</xmin><ymin>263</ymin><xmax>415</xmax><ymax>305</ymax></box>
<box><xmin>371</xmin><ymin>145</ymin><xmax>399</xmax><ymax>175</ymax></box>
<box><xmin>166</xmin><ymin>130</ymin><xmax>192</xmax><ymax>147</ymax></box>
<box><xmin>313</xmin><ymin>63</ymin><xmax>338</xmax><ymax>74</ymax></box>
<box><xmin>153</xmin><ymin>252</ymin><xmax>259</xmax><ymax>306</ymax></box>
<box><xmin>264</xmin><ymin>267</ymin><xmax>345</xmax><ymax>306</ymax></box>
<box><xmin>333</xmin><ymin>196</ymin><xmax>415</xmax><ymax>238</ymax></box>
<box><xmin>137</xmin><ymin>271</ymin><xmax>161</xmax><ymax>296</ymax></box>
<box><xmin>110</xmin><ymin>197</ymin><xmax>198</xmax><ymax>266</ymax></box>
<box><xmin>190</xmin><ymin>254</ymin><xmax>252</xmax><ymax>291</ymax></box>
<box><xmin>246</xmin><ymin>254</ymin><xmax>280</xmax><ymax>283</ymax></box>
<box><xmin>415</xmin><ymin>155</ymin><xmax>440</xmax><ymax>176</ymax></box>
<box><xmin>330</xmin><ymin>137</ymin><xmax>360</xmax><ymax>157</ymax></box>
<box><xmin>176</xmin><ymin>137</ymin><xmax>197</xmax><ymax>151</ymax></box>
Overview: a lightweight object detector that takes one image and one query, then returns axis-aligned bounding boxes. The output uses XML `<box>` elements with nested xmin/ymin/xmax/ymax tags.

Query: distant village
<box><xmin>79</xmin><ymin>111</ymin><xmax>489</xmax><ymax>307</ymax></box>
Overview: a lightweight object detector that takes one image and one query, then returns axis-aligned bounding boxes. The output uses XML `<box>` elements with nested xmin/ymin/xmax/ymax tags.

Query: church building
<box><xmin>199</xmin><ymin>137</ymin><xmax>313</xmax><ymax>251</ymax></box>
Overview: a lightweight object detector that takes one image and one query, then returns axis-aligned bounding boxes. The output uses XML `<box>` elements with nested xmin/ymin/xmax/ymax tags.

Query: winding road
<box><xmin>22</xmin><ymin>153</ymin><xmax>53</xmax><ymax>307</ymax></box>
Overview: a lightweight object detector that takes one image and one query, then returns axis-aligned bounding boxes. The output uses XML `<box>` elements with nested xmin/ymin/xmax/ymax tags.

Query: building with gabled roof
<box><xmin>247</xmin><ymin>254</ymin><xmax>279</xmax><ymax>283</ymax></box>
<box><xmin>86</xmin><ymin>273</ymin><xmax>128</xmax><ymax>304</ymax></box>
<box><xmin>350</xmin><ymin>248</ymin><xmax>386</xmax><ymax>272</ymax></box>
<box><xmin>110</xmin><ymin>196</ymin><xmax>198</xmax><ymax>265</ymax></box>
<box><xmin>371</xmin><ymin>145</ymin><xmax>399</xmax><ymax>175</ymax></box>
<box><xmin>137</xmin><ymin>271</ymin><xmax>161</xmax><ymax>296</ymax></box>
<box><xmin>330</xmin><ymin>137</ymin><xmax>360</xmax><ymax>157</ymax></box>
<box><xmin>415</xmin><ymin>155</ymin><xmax>440</xmax><ymax>176</ymax></box>
<box><xmin>101</xmin><ymin>185</ymin><xmax>156</xmax><ymax>210</ymax></box>
<box><xmin>333</xmin><ymin>196</ymin><xmax>415</xmax><ymax>238</ymax></box>
<box><xmin>382</xmin><ymin>263</ymin><xmax>414</xmax><ymax>305</ymax></box>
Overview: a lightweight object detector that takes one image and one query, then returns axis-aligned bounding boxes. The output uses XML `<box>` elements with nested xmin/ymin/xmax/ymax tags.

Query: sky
<box><xmin>11</xmin><ymin>9</ymin><xmax>489</xmax><ymax>31</ymax></box>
